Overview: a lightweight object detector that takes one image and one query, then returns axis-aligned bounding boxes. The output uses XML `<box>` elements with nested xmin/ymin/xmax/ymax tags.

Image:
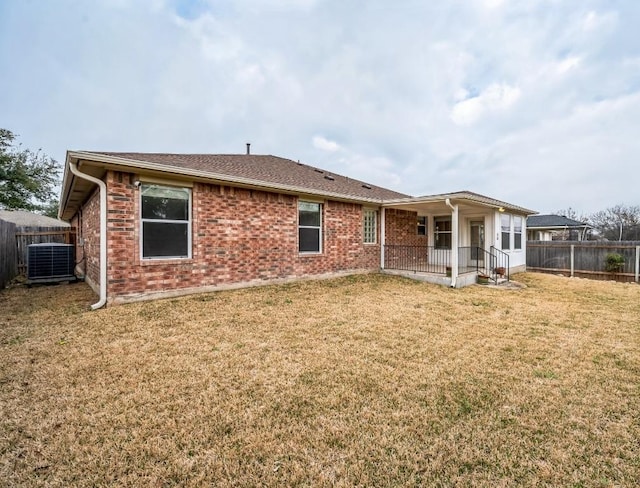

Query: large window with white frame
<box><xmin>299</xmin><ymin>201</ymin><xmax>322</xmax><ymax>253</ymax></box>
<box><xmin>514</xmin><ymin>216</ymin><xmax>523</xmax><ymax>250</ymax></box>
<box><xmin>141</xmin><ymin>184</ymin><xmax>191</xmax><ymax>259</ymax></box>
<box><xmin>434</xmin><ymin>216</ymin><xmax>452</xmax><ymax>249</ymax></box>
<box><xmin>501</xmin><ymin>214</ymin><xmax>511</xmax><ymax>250</ymax></box>
<box><xmin>363</xmin><ymin>209</ymin><xmax>377</xmax><ymax>244</ymax></box>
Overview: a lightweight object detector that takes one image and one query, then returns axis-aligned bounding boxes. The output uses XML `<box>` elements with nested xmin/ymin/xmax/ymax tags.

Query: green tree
<box><xmin>0</xmin><ymin>129</ymin><xmax>60</xmax><ymax>214</ymax></box>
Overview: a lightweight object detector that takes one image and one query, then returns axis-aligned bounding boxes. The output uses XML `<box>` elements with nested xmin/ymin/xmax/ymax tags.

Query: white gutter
<box><xmin>69</xmin><ymin>161</ymin><xmax>107</xmax><ymax>310</ymax></box>
<box><xmin>380</xmin><ymin>208</ymin><xmax>386</xmax><ymax>269</ymax></box>
<box><xmin>445</xmin><ymin>198</ymin><xmax>458</xmax><ymax>288</ymax></box>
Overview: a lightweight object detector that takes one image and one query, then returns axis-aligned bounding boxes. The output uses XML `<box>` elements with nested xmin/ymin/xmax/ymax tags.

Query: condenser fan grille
<box><xmin>27</xmin><ymin>243</ymin><xmax>75</xmax><ymax>282</ymax></box>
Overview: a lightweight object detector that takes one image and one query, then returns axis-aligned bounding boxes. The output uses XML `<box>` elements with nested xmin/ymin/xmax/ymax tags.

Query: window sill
<box><xmin>299</xmin><ymin>252</ymin><xmax>323</xmax><ymax>257</ymax></box>
<box><xmin>140</xmin><ymin>257</ymin><xmax>194</xmax><ymax>266</ymax></box>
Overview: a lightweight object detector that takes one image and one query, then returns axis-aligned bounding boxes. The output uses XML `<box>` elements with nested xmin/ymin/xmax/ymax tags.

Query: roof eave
<box><xmin>528</xmin><ymin>225</ymin><xmax>592</xmax><ymax>230</ymax></box>
<box><xmin>382</xmin><ymin>191</ymin><xmax>537</xmax><ymax>215</ymax></box>
<box><xmin>59</xmin><ymin>151</ymin><xmax>388</xmax><ymax>219</ymax></box>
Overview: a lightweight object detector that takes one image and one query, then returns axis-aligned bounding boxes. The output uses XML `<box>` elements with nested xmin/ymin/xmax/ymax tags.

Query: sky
<box><xmin>1</xmin><ymin>0</ymin><xmax>639</xmax><ymax>215</ymax></box>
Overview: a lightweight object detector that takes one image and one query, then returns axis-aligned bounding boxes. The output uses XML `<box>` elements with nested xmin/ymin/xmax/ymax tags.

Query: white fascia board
<box><xmin>382</xmin><ymin>192</ymin><xmax>536</xmax><ymax>215</ymax></box>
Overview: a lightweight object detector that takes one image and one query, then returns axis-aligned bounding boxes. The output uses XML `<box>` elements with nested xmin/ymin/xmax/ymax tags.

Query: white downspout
<box><xmin>69</xmin><ymin>162</ymin><xmax>107</xmax><ymax>310</ymax></box>
<box><xmin>380</xmin><ymin>207</ymin><xmax>386</xmax><ymax>270</ymax></box>
<box><xmin>445</xmin><ymin>198</ymin><xmax>458</xmax><ymax>288</ymax></box>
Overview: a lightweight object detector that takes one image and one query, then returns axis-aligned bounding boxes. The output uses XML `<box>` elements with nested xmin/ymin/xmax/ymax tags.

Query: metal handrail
<box><xmin>383</xmin><ymin>245</ymin><xmax>450</xmax><ymax>274</ymax></box>
<box><xmin>458</xmin><ymin>246</ymin><xmax>510</xmax><ymax>283</ymax></box>
<box><xmin>384</xmin><ymin>244</ymin><xmax>509</xmax><ymax>283</ymax></box>
<box><xmin>490</xmin><ymin>246</ymin><xmax>510</xmax><ymax>282</ymax></box>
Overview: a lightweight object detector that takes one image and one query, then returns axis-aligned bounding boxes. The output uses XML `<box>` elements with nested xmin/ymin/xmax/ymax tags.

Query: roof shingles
<box><xmin>87</xmin><ymin>152</ymin><xmax>409</xmax><ymax>201</ymax></box>
<box><xmin>527</xmin><ymin>214</ymin><xmax>590</xmax><ymax>228</ymax></box>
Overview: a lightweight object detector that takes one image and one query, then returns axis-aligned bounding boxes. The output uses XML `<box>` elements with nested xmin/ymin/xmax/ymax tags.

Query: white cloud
<box><xmin>582</xmin><ymin>10</ymin><xmax>618</xmax><ymax>32</ymax></box>
<box><xmin>556</xmin><ymin>56</ymin><xmax>582</xmax><ymax>74</ymax></box>
<box><xmin>1</xmin><ymin>0</ymin><xmax>639</xmax><ymax>215</ymax></box>
<box><xmin>450</xmin><ymin>83</ymin><xmax>521</xmax><ymax>126</ymax></box>
<box><xmin>174</xmin><ymin>13</ymin><xmax>244</xmax><ymax>62</ymax></box>
<box><xmin>312</xmin><ymin>135</ymin><xmax>341</xmax><ymax>152</ymax></box>
<box><xmin>481</xmin><ymin>0</ymin><xmax>507</xmax><ymax>10</ymax></box>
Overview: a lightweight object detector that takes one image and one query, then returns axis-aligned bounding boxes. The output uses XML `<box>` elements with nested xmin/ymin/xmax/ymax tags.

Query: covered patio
<box><xmin>379</xmin><ymin>192</ymin><xmax>534</xmax><ymax>287</ymax></box>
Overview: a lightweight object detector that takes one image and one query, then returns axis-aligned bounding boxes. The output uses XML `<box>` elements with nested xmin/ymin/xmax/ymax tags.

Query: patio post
<box><xmin>445</xmin><ymin>198</ymin><xmax>458</xmax><ymax>287</ymax></box>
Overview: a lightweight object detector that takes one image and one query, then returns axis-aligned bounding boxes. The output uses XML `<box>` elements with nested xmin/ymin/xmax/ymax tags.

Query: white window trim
<box><xmin>298</xmin><ymin>201</ymin><xmax>323</xmax><ymax>254</ymax></box>
<box><xmin>514</xmin><ymin>215</ymin><xmax>523</xmax><ymax>251</ymax></box>
<box><xmin>140</xmin><ymin>184</ymin><xmax>192</xmax><ymax>260</ymax></box>
<box><xmin>434</xmin><ymin>216</ymin><xmax>452</xmax><ymax>250</ymax></box>
<box><xmin>501</xmin><ymin>214</ymin><xmax>511</xmax><ymax>251</ymax></box>
<box><xmin>363</xmin><ymin>208</ymin><xmax>377</xmax><ymax>244</ymax></box>
<box><xmin>417</xmin><ymin>215</ymin><xmax>427</xmax><ymax>236</ymax></box>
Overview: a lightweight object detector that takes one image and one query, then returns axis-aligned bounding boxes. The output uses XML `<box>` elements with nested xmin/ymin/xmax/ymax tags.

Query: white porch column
<box><xmin>380</xmin><ymin>207</ymin><xmax>386</xmax><ymax>269</ymax></box>
<box><xmin>446</xmin><ymin>199</ymin><xmax>459</xmax><ymax>287</ymax></box>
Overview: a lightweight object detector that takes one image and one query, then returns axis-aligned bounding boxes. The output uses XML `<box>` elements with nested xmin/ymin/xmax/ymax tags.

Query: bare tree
<box><xmin>553</xmin><ymin>207</ymin><xmax>592</xmax><ymax>240</ymax></box>
<box><xmin>554</xmin><ymin>207</ymin><xmax>588</xmax><ymax>222</ymax></box>
<box><xmin>589</xmin><ymin>204</ymin><xmax>640</xmax><ymax>241</ymax></box>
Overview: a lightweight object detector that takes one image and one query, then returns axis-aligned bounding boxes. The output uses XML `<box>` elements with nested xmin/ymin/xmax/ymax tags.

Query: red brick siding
<box><xmin>87</xmin><ymin>171</ymin><xmax>382</xmax><ymax>302</ymax></box>
<box><xmin>74</xmin><ymin>188</ymin><xmax>101</xmax><ymax>288</ymax></box>
<box><xmin>384</xmin><ymin>209</ymin><xmax>426</xmax><ymax>246</ymax></box>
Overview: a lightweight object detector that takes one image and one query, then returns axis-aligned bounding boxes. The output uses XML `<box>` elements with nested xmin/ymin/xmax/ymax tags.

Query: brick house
<box><xmin>58</xmin><ymin>151</ymin><xmax>535</xmax><ymax>308</ymax></box>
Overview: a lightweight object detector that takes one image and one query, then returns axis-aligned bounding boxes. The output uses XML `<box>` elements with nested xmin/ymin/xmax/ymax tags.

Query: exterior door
<box><xmin>470</xmin><ymin>220</ymin><xmax>485</xmax><ymax>263</ymax></box>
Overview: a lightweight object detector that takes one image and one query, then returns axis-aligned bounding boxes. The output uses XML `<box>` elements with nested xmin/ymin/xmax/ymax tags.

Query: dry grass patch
<box><xmin>1</xmin><ymin>273</ymin><xmax>639</xmax><ymax>486</ymax></box>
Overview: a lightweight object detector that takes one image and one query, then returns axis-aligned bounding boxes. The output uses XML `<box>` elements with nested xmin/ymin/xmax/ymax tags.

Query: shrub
<box><xmin>605</xmin><ymin>253</ymin><xmax>625</xmax><ymax>272</ymax></box>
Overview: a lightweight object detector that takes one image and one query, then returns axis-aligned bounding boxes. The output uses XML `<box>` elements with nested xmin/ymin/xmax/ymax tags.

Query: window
<box><xmin>141</xmin><ymin>184</ymin><xmax>191</xmax><ymax>259</ymax></box>
<box><xmin>434</xmin><ymin>216</ymin><xmax>452</xmax><ymax>249</ymax></box>
<box><xmin>501</xmin><ymin>214</ymin><xmax>511</xmax><ymax>250</ymax></box>
<box><xmin>299</xmin><ymin>201</ymin><xmax>322</xmax><ymax>253</ymax></box>
<box><xmin>514</xmin><ymin>216</ymin><xmax>522</xmax><ymax>250</ymax></box>
<box><xmin>417</xmin><ymin>216</ymin><xmax>427</xmax><ymax>236</ymax></box>
<box><xmin>363</xmin><ymin>209</ymin><xmax>377</xmax><ymax>244</ymax></box>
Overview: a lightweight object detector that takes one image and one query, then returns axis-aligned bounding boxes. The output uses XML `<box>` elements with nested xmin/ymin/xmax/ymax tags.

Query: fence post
<box><xmin>570</xmin><ymin>244</ymin><xmax>575</xmax><ymax>278</ymax></box>
<box><xmin>636</xmin><ymin>246</ymin><xmax>639</xmax><ymax>283</ymax></box>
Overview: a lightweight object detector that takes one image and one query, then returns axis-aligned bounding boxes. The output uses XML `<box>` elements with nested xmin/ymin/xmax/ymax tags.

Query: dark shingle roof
<box><xmin>527</xmin><ymin>214</ymin><xmax>590</xmax><ymax>228</ymax></box>
<box><xmin>85</xmin><ymin>152</ymin><xmax>410</xmax><ymax>201</ymax></box>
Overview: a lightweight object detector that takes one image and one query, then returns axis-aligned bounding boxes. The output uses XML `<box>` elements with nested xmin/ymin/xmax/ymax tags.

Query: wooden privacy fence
<box><xmin>527</xmin><ymin>241</ymin><xmax>640</xmax><ymax>283</ymax></box>
<box><xmin>0</xmin><ymin>219</ymin><xmax>18</xmax><ymax>289</ymax></box>
<box><xmin>15</xmin><ymin>227</ymin><xmax>76</xmax><ymax>276</ymax></box>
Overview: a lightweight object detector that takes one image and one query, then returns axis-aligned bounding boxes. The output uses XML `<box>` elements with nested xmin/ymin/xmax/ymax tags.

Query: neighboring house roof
<box><xmin>527</xmin><ymin>214</ymin><xmax>591</xmax><ymax>229</ymax></box>
<box><xmin>0</xmin><ymin>210</ymin><xmax>70</xmax><ymax>227</ymax></box>
<box><xmin>384</xmin><ymin>191</ymin><xmax>537</xmax><ymax>215</ymax></box>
